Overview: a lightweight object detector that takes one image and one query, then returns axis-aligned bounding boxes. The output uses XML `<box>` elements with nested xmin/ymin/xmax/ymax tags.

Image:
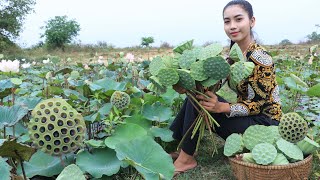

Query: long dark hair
<box><xmin>223</xmin><ymin>0</ymin><xmax>254</xmax><ymax>49</ymax></box>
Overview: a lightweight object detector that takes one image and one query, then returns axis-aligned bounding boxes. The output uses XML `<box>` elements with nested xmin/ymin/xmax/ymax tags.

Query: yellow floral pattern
<box><xmin>229</xmin><ymin>43</ymin><xmax>282</xmax><ymax>121</ymax></box>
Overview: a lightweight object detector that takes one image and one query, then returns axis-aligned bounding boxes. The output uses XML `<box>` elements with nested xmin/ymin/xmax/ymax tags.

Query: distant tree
<box><xmin>306</xmin><ymin>24</ymin><xmax>320</xmax><ymax>43</ymax></box>
<box><xmin>279</xmin><ymin>39</ymin><xmax>292</xmax><ymax>45</ymax></box>
<box><xmin>141</xmin><ymin>36</ymin><xmax>154</xmax><ymax>60</ymax></box>
<box><xmin>0</xmin><ymin>0</ymin><xmax>36</xmax><ymax>50</ymax></box>
<box><xmin>41</xmin><ymin>15</ymin><xmax>80</xmax><ymax>50</ymax></box>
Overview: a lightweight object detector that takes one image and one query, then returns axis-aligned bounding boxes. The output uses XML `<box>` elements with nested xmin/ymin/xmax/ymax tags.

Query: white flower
<box><xmin>21</xmin><ymin>58</ymin><xmax>26</xmax><ymax>62</ymax></box>
<box><xmin>0</xmin><ymin>60</ymin><xmax>20</xmax><ymax>73</ymax></box>
<box><xmin>125</xmin><ymin>53</ymin><xmax>135</xmax><ymax>63</ymax></box>
<box><xmin>32</xmin><ymin>61</ymin><xmax>37</xmax><ymax>65</ymax></box>
<box><xmin>21</xmin><ymin>63</ymin><xmax>31</xmax><ymax>69</ymax></box>
<box><xmin>98</xmin><ymin>56</ymin><xmax>104</xmax><ymax>60</ymax></box>
<box><xmin>83</xmin><ymin>64</ymin><xmax>90</xmax><ymax>70</ymax></box>
<box><xmin>97</xmin><ymin>59</ymin><xmax>104</xmax><ymax>65</ymax></box>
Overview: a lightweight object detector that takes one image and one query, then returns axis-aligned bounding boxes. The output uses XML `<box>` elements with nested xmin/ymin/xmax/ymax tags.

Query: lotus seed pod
<box><xmin>296</xmin><ymin>136</ymin><xmax>320</xmax><ymax>155</ymax></box>
<box><xmin>28</xmin><ymin>98</ymin><xmax>86</xmax><ymax>156</ymax></box>
<box><xmin>178</xmin><ymin>49</ymin><xmax>197</xmax><ymax>69</ymax></box>
<box><xmin>177</xmin><ymin>69</ymin><xmax>195</xmax><ymax>90</ymax></box>
<box><xmin>230</xmin><ymin>61</ymin><xmax>255</xmax><ymax>85</ymax></box>
<box><xmin>268</xmin><ymin>125</ymin><xmax>282</xmax><ymax>144</ymax></box>
<box><xmin>157</xmin><ymin>68</ymin><xmax>179</xmax><ymax>86</ymax></box>
<box><xmin>198</xmin><ymin>43</ymin><xmax>223</xmax><ymax>60</ymax></box>
<box><xmin>278</xmin><ymin>112</ymin><xmax>308</xmax><ymax>143</ymax></box>
<box><xmin>162</xmin><ymin>56</ymin><xmax>179</xmax><ymax>69</ymax></box>
<box><xmin>149</xmin><ymin>56</ymin><xmax>166</xmax><ymax>76</ymax></box>
<box><xmin>190</xmin><ymin>61</ymin><xmax>208</xmax><ymax>81</ymax></box>
<box><xmin>229</xmin><ymin>43</ymin><xmax>245</xmax><ymax>62</ymax></box>
<box><xmin>243</xmin><ymin>125</ymin><xmax>276</xmax><ymax>151</ymax></box>
<box><xmin>203</xmin><ymin>56</ymin><xmax>230</xmax><ymax>80</ymax></box>
<box><xmin>271</xmin><ymin>153</ymin><xmax>289</xmax><ymax>165</ymax></box>
<box><xmin>223</xmin><ymin>133</ymin><xmax>244</xmax><ymax>157</ymax></box>
<box><xmin>148</xmin><ymin>76</ymin><xmax>167</xmax><ymax>93</ymax></box>
<box><xmin>252</xmin><ymin>143</ymin><xmax>277</xmax><ymax>165</ymax></box>
<box><xmin>119</xmin><ymin>52</ymin><xmax>125</xmax><ymax>58</ymax></box>
<box><xmin>276</xmin><ymin>138</ymin><xmax>303</xmax><ymax>162</ymax></box>
<box><xmin>110</xmin><ymin>91</ymin><xmax>130</xmax><ymax>110</ymax></box>
<box><xmin>173</xmin><ymin>39</ymin><xmax>194</xmax><ymax>54</ymax></box>
<box><xmin>200</xmin><ymin>77</ymin><xmax>219</xmax><ymax>88</ymax></box>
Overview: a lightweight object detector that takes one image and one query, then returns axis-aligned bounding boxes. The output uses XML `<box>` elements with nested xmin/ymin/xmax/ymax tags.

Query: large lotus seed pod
<box><xmin>28</xmin><ymin>98</ymin><xmax>86</xmax><ymax>156</ymax></box>
<box><xmin>110</xmin><ymin>91</ymin><xmax>130</xmax><ymax>110</ymax></box>
<box><xmin>252</xmin><ymin>143</ymin><xmax>277</xmax><ymax>165</ymax></box>
<box><xmin>149</xmin><ymin>56</ymin><xmax>166</xmax><ymax>76</ymax></box>
<box><xmin>198</xmin><ymin>43</ymin><xmax>223</xmax><ymax>60</ymax></box>
<box><xmin>278</xmin><ymin>112</ymin><xmax>308</xmax><ymax>143</ymax></box>
<box><xmin>271</xmin><ymin>153</ymin><xmax>289</xmax><ymax>165</ymax></box>
<box><xmin>177</xmin><ymin>69</ymin><xmax>195</xmax><ymax>90</ymax></box>
<box><xmin>162</xmin><ymin>56</ymin><xmax>179</xmax><ymax>69</ymax></box>
<box><xmin>178</xmin><ymin>49</ymin><xmax>197</xmax><ymax>69</ymax></box>
<box><xmin>200</xmin><ymin>77</ymin><xmax>219</xmax><ymax>88</ymax></box>
<box><xmin>229</xmin><ymin>43</ymin><xmax>245</xmax><ymax>62</ymax></box>
<box><xmin>296</xmin><ymin>136</ymin><xmax>320</xmax><ymax>155</ymax></box>
<box><xmin>243</xmin><ymin>125</ymin><xmax>276</xmax><ymax>151</ymax></box>
<box><xmin>268</xmin><ymin>125</ymin><xmax>282</xmax><ymax>144</ymax></box>
<box><xmin>173</xmin><ymin>39</ymin><xmax>194</xmax><ymax>54</ymax></box>
<box><xmin>223</xmin><ymin>133</ymin><xmax>244</xmax><ymax>157</ymax></box>
<box><xmin>157</xmin><ymin>68</ymin><xmax>179</xmax><ymax>86</ymax></box>
<box><xmin>276</xmin><ymin>138</ymin><xmax>303</xmax><ymax>162</ymax></box>
<box><xmin>190</xmin><ymin>61</ymin><xmax>208</xmax><ymax>81</ymax></box>
<box><xmin>230</xmin><ymin>61</ymin><xmax>255</xmax><ymax>85</ymax></box>
<box><xmin>203</xmin><ymin>56</ymin><xmax>230</xmax><ymax>80</ymax></box>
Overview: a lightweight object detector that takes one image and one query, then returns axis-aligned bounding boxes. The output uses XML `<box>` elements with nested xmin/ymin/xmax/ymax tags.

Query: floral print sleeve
<box><xmin>227</xmin><ymin>43</ymin><xmax>282</xmax><ymax>121</ymax></box>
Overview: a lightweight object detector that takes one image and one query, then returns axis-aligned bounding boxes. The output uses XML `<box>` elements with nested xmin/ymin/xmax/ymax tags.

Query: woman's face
<box><xmin>223</xmin><ymin>5</ymin><xmax>255</xmax><ymax>43</ymax></box>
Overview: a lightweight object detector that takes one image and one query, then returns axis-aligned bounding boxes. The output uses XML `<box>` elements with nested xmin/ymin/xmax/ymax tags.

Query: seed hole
<box><xmin>47</xmin><ymin>145</ymin><xmax>52</xmax><ymax>150</ymax></box>
<box><xmin>37</xmin><ymin>111</ymin><xmax>42</xmax><ymax>115</ymax></box>
<box><xmin>61</xmin><ymin>128</ymin><xmax>67</xmax><ymax>134</ymax></box>
<box><xmin>75</xmin><ymin>119</ymin><xmax>80</xmax><ymax>124</ymax></box>
<box><xmin>34</xmin><ymin>133</ymin><xmax>40</xmax><ymax>139</ymax></box>
<box><xmin>40</xmin><ymin>104</ymin><xmax>45</xmax><ymax>109</ymax></box>
<box><xmin>39</xmin><ymin>140</ymin><xmax>44</xmax><ymax>146</ymax></box>
<box><xmin>75</xmin><ymin>136</ymin><xmax>80</xmax><ymax>141</ymax></box>
<box><xmin>67</xmin><ymin>121</ymin><xmax>73</xmax><ymax>126</ymax></box>
<box><xmin>62</xmin><ymin>146</ymin><xmax>68</xmax><ymax>151</ymax></box>
<box><xmin>57</xmin><ymin>120</ymin><xmax>63</xmax><ymax>126</ymax></box>
<box><xmin>39</xmin><ymin>127</ymin><xmax>45</xmax><ymax>133</ymax></box>
<box><xmin>54</xmin><ymin>140</ymin><xmax>61</xmax><ymax>145</ymax></box>
<box><xmin>48</xmin><ymin>102</ymin><xmax>53</xmax><ymax>107</ymax></box>
<box><xmin>70</xmin><ymin>129</ymin><xmax>75</xmax><ymax>136</ymax></box>
<box><xmin>61</xmin><ymin>113</ymin><xmax>67</xmax><ymax>119</ymax></box>
<box><xmin>45</xmin><ymin>109</ymin><xmax>50</xmax><ymax>114</ymax></box>
<box><xmin>62</xmin><ymin>106</ymin><xmax>67</xmax><ymax>111</ymax></box>
<box><xmin>48</xmin><ymin>124</ymin><xmax>54</xmax><ymax>130</ymax></box>
<box><xmin>69</xmin><ymin>112</ymin><xmax>74</xmax><ymax>117</ymax></box>
<box><xmin>71</xmin><ymin>142</ymin><xmax>75</xmax><ymax>147</ymax></box>
<box><xmin>64</xmin><ymin>137</ymin><xmax>70</xmax><ymax>143</ymax></box>
<box><xmin>35</xmin><ymin>118</ymin><xmax>39</xmax><ymax>122</ymax></box>
<box><xmin>56</xmin><ymin>102</ymin><xmax>61</xmax><ymax>106</ymax></box>
<box><xmin>77</xmin><ymin>127</ymin><xmax>83</xmax><ymax>132</ymax></box>
<box><xmin>54</xmin><ymin>148</ymin><xmax>60</xmax><ymax>153</ymax></box>
<box><xmin>32</xmin><ymin>125</ymin><xmax>37</xmax><ymax>130</ymax></box>
<box><xmin>45</xmin><ymin>135</ymin><xmax>51</xmax><ymax>141</ymax></box>
<box><xmin>41</xmin><ymin>117</ymin><xmax>47</xmax><ymax>123</ymax></box>
<box><xmin>53</xmin><ymin>108</ymin><xmax>59</xmax><ymax>113</ymax></box>
<box><xmin>50</xmin><ymin>115</ymin><xmax>56</xmax><ymax>121</ymax></box>
<box><xmin>53</xmin><ymin>131</ymin><xmax>59</xmax><ymax>137</ymax></box>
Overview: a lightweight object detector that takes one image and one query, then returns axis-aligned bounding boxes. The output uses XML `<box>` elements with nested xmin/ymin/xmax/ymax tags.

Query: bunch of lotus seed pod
<box><xmin>28</xmin><ymin>98</ymin><xmax>86</xmax><ymax>156</ymax></box>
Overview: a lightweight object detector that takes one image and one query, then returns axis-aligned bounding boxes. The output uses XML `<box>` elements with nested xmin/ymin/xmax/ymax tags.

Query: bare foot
<box><xmin>173</xmin><ymin>150</ymin><xmax>198</xmax><ymax>176</ymax></box>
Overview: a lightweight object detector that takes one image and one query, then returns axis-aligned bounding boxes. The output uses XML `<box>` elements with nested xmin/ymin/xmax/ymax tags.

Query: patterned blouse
<box><xmin>228</xmin><ymin>43</ymin><xmax>282</xmax><ymax>121</ymax></box>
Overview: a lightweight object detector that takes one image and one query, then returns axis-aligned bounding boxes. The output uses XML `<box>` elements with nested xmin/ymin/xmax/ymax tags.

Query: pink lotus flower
<box><xmin>125</xmin><ymin>53</ymin><xmax>135</xmax><ymax>63</ymax></box>
<box><xmin>0</xmin><ymin>60</ymin><xmax>20</xmax><ymax>73</ymax></box>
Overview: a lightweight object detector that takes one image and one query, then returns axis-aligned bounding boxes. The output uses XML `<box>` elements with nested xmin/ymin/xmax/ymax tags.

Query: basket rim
<box><xmin>229</xmin><ymin>154</ymin><xmax>313</xmax><ymax>170</ymax></box>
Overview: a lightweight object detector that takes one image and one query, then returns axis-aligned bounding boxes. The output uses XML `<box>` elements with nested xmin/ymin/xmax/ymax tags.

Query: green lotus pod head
<box><xmin>119</xmin><ymin>52</ymin><xmax>125</xmax><ymax>58</ymax></box>
<box><xmin>198</xmin><ymin>43</ymin><xmax>223</xmax><ymax>60</ymax></box>
<box><xmin>177</xmin><ymin>69</ymin><xmax>195</xmax><ymax>90</ymax></box>
<box><xmin>278</xmin><ymin>112</ymin><xmax>308</xmax><ymax>143</ymax></box>
<box><xmin>229</xmin><ymin>43</ymin><xmax>245</xmax><ymax>62</ymax></box>
<box><xmin>268</xmin><ymin>125</ymin><xmax>282</xmax><ymax>144</ymax></box>
<box><xmin>157</xmin><ymin>68</ymin><xmax>179</xmax><ymax>86</ymax></box>
<box><xmin>203</xmin><ymin>56</ymin><xmax>230</xmax><ymax>80</ymax></box>
<box><xmin>243</xmin><ymin>125</ymin><xmax>277</xmax><ymax>150</ymax></box>
<box><xmin>173</xmin><ymin>39</ymin><xmax>194</xmax><ymax>54</ymax></box>
<box><xmin>178</xmin><ymin>49</ymin><xmax>197</xmax><ymax>69</ymax></box>
<box><xmin>242</xmin><ymin>153</ymin><xmax>255</xmax><ymax>163</ymax></box>
<box><xmin>200</xmin><ymin>77</ymin><xmax>219</xmax><ymax>88</ymax></box>
<box><xmin>223</xmin><ymin>133</ymin><xmax>244</xmax><ymax>157</ymax></box>
<box><xmin>252</xmin><ymin>143</ymin><xmax>277</xmax><ymax>165</ymax></box>
<box><xmin>276</xmin><ymin>138</ymin><xmax>304</xmax><ymax>162</ymax></box>
<box><xmin>28</xmin><ymin>98</ymin><xmax>86</xmax><ymax>156</ymax></box>
<box><xmin>190</xmin><ymin>61</ymin><xmax>208</xmax><ymax>81</ymax></box>
<box><xmin>296</xmin><ymin>136</ymin><xmax>320</xmax><ymax>155</ymax></box>
<box><xmin>271</xmin><ymin>153</ymin><xmax>289</xmax><ymax>165</ymax></box>
<box><xmin>162</xmin><ymin>56</ymin><xmax>179</xmax><ymax>69</ymax></box>
<box><xmin>149</xmin><ymin>56</ymin><xmax>166</xmax><ymax>76</ymax></box>
<box><xmin>110</xmin><ymin>91</ymin><xmax>130</xmax><ymax>110</ymax></box>
<box><xmin>230</xmin><ymin>61</ymin><xmax>254</xmax><ymax>85</ymax></box>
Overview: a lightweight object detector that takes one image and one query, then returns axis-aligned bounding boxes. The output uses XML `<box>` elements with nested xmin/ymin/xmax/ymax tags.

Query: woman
<box><xmin>169</xmin><ymin>0</ymin><xmax>282</xmax><ymax>176</ymax></box>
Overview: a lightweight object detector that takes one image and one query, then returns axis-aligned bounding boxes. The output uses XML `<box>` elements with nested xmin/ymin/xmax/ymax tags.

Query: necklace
<box><xmin>242</xmin><ymin>41</ymin><xmax>255</xmax><ymax>59</ymax></box>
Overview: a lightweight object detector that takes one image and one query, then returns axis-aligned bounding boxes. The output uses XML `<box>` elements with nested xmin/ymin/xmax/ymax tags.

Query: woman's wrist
<box><xmin>217</xmin><ymin>102</ymin><xmax>230</xmax><ymax>114</ymax></box>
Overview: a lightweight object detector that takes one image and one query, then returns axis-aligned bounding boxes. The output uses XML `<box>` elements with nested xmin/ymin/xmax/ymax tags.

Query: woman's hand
<box><xmin>196</xmin><ymin>91</ymin><xmax>230</xmax><ymax>114</ymax></box>
<box><xmin>172</xmin><ymin>84</ymin><xmax>187</xmax><ymax>94</ymax></box>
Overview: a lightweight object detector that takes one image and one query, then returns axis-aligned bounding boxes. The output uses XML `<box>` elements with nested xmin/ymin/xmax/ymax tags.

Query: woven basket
<box><xmin>229</xmin><ymin>155</ymin><xmax>313</xmax><ymax>180</ymax></box>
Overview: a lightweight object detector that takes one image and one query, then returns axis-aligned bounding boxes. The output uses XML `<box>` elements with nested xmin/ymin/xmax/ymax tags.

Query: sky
<box><xmin>17</xmin><ymin>0</ymin><xmax>320</xmax><ymax>48</ymax></box>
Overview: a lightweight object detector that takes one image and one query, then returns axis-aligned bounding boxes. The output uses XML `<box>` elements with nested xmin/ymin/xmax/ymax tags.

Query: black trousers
<box><xmin>169</xmin><ymin>97</ymin><xmax>280</xmax><ymax>156</ymax></box>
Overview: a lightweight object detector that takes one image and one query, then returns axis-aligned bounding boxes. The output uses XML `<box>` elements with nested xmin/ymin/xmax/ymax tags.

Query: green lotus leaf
<box><xmin>307</xmin><ymin>83</ymin><xmax>320</xmax><ymax>97</ymax></box>
<box><xmin>15</xmin><ymin>97</ymin><xmax>42</xmax><ymax>110</ymax></box>
<box><xmin>85</xmin><ymin>140</ymin><xmax>106</xmax><ymax>148</ymax></box>
<box><xmin>150</xmin><ymin>127</ymin><xmax>174</xmax><ymax>142</ymax></box>
<box><xmin>115</xmin><ymin>136</ymin><xmax>174</xmax><ymax>180</ymax></box>
<box><xmin>142</xmin><ymin>102</ymin><xmax>173</xmax><ymax>122</ymax></box>
<box><xmin>125</xmin><ymin>114</ymin><xmax>152</xmax><ymax>131</ymax></box>
<box><xmin>76</xmin><ymin>148</ymin><xmax>121</xmax><ymax>178</ymax></box>
<box><xmin>0</xmin><ymin>105</ymin><xmax>28</xmax><ymax>129</ymax></box>
<box><xmin>105</xmin><ymin>123</ymin><xmax>147</xmax><ymax>149</ymax></box>
<box><xmin>57</xmin><ymin>164</ymin><xmax>85</xmax><ymax>180</ymax></box>
<box><xmin>16</xmin><ymin>151</ymin><xmax>74</xmax><ymax>178</ymax></box>
<box><xmin>0</xmin><ymin>157</ymin><xmax>11</xmax><ymax>180</ymax></box>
